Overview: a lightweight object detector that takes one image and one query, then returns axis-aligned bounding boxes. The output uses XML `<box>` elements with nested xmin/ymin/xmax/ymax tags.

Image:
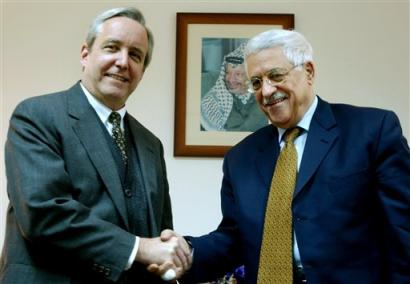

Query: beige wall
<box><xmin>1</xmin><ymin>0</ymin><xmax>409</xmax><ymax>251</ymax></box>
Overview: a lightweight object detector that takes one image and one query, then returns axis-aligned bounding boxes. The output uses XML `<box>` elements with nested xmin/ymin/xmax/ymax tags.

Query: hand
<box><xmin>160</xmin><ymin>229</ymin><xmax>192</xmax><ymax>272</ymax></box>
<box><xmin>136</xmin><ymin>235</ymin><xmax>180</xmax><ymax>266</ymax></box>
<box><xmin>146</xmin><ymin>229</ymin><xmax>193</xmax><ymax>280</ymax></box>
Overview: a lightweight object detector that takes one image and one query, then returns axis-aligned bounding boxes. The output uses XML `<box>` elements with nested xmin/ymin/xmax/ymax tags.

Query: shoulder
<box><xmin>317</xmin><ymin>98</ymin><xmax>398</xmax><ymax>127</ymax></box>
<box><xmin>12</xmin><ymin>88</ymin><xmax>71</xmax><ymax>121</ymax></box>
<box><xmin>18</xmin><ymin>89</ymin><xmax>66</xmax><ymax>106</ymax></box>
<box><xmin>226</xmin><ymin>125</ymin><xmax>275</xmax><ymax>157</ymax></box>
<box><xmin>9</xmin><ymin>84</ymin><xmax>86</xmax><ymax>137</ymax></box>
<box><xmin>328</xmin><ymin>102</ymin><xmax>399</xmax><ymax>127</ymax></box>
<box><xmin>14</xmin><ymin>83</ymin><xmax>82</xmax><ymax>114</ymax></box>
<box><xmin>317</xmin><ymin>99</ymin><xmax>405</xmax><ymax>147</ymax></box>
<box><xmin>330</xmin><ymin>102</ymin><xmax>391</xmax><ymax>117</ymax></box>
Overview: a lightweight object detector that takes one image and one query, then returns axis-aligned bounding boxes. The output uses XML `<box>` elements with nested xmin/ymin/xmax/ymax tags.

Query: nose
<box><xmin>261</xmin><ymin>78</ymin><xmax>277</xmax><ymax>97</ymax></box>
<box><xmin>225</xmin><ymin>73</ymin><xmax>235</xmax><ymax>84</ymax></box>
<box><xmin>115</xmin><ymin>50</ymin><xmax>129</xmax><ymax>69</ymax></box>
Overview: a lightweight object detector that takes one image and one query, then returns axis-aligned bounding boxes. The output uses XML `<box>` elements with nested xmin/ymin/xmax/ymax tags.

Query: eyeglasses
<box><xmin>248</xmin><ymin>64</ymin><xmax>303</xmax><ymax>92</ymax></box>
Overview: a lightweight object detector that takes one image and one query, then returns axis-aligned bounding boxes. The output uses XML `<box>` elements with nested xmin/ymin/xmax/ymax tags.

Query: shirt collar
<box><xmin>277</xmin><ymin>95</ymin><xmax>318</xmax><ymax>142</ymax></box>
<box><xmin>80</xmin><ymin>83</ymin><xmax>127</xmax><ymax>126</ymax></box>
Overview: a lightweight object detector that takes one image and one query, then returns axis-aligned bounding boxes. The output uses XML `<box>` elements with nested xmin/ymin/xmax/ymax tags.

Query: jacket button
<box><xmin>104</xmin><ymin>267</ymin><xmax>111</xmax><ymax>276</ymax></box>
<box><xmin>295</xmin><ymin>216</ymin><xmax>308</xmax><ymax>221</ymax></box>
<box><xmin>124</xmin><ymin>188</ymin><xmax>132</xmax><ymax>197</ymax></box>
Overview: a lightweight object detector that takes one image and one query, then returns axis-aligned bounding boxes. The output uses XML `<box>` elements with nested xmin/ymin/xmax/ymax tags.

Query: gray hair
<box><xmin>86</xmin><ymin>7</ymin><xmax>154</xmax><ymax>69</ymax></box>
<box><xmin>244</xmin><ymin>29</ymin><xmax>313</xmax><ymax>66</ymax></box>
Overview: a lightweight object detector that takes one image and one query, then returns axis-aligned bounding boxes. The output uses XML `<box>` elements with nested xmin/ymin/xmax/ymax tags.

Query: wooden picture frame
<box><xmin>174</xmin><ymin>13</ymin><xmax>294</xmax><ymax>157</ymax></box>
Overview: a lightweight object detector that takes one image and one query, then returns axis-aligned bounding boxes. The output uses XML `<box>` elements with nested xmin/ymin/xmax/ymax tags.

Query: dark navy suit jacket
<box><xmin>186</xmin><ymin>97</ymin><xmax>410</xmax><ymax>284</ymax></box>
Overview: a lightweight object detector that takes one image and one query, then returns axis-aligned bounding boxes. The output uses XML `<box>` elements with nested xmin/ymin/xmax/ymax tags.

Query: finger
<box><xmin>147</xmin><ymin>263</ymin><xmax>160</xmax><ymax>273</ymax></box>
<box><xmin>172</xmin><ymin>252</ymin><xmax>183</xmax><ymax>269</ymax></box>
<box><xmin>157</xmin><ymin>260</ymin><xmax>176</xmax><ymax>275</ymax></box>
<box><xmin>167</xmin><ymin>237</ymin><xmax>182</xmax><ymax>268</ymax></box>
<box><xmin>178</xmin><ymin>237</ymin><xmax>192</xmax><ymax>258</ymax></box>
<box><xmin>173</xmin><ymin>266</ymin><xmax>185</xmax><ymax>279</ymax></box>
<box><xmin>177</xmin><ymin>237</ymin><xmax>193</xmax><ymax>270</ymax></box>
<box><xmin>175</xmin><ymin>247</ymin><xmax>188</xmax><ymax>271</ymax></box>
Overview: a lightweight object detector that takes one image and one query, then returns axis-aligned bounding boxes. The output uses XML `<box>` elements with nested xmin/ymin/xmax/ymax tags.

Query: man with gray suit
<box><xmin>0</xmin><ymin>7</ymin><xmax>190</xmax><ymax>283</ymax></box>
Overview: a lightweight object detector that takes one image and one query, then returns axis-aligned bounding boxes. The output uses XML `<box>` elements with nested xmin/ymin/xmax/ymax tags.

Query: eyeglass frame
<box><xmin>247</xmin><ymin>63</ymin><xmax>304</xmax><ymax>93</ymax></box>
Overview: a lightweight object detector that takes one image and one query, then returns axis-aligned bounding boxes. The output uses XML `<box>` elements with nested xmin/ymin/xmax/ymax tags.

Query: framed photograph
<box><xmin>174</xmin><ymin>13</ymin><xmax>294</xmax><ymax>157</ymax></box>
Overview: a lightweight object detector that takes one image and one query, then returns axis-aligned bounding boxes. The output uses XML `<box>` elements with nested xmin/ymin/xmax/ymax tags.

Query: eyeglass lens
<box><xmin>250</xmin><ymin>65</ymin><xmax>300</xmax><ymax>91</ymax></box>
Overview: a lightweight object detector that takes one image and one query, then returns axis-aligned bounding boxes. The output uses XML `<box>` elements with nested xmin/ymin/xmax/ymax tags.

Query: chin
<box><xmin>267</xmin><ymin>115</ymin><xmax>291</xmax><ymax>129</ymax></box>
<box><xmin>101</xmin><ymin>86</ymin><xmax>128</xmax><ymax>97</ymax></box>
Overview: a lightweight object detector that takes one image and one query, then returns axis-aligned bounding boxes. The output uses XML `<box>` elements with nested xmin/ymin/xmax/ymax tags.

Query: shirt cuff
<box><xmin>125</xmin><ymin>236</ymin><xmax>140</xmax><ymax>270</ymax></box>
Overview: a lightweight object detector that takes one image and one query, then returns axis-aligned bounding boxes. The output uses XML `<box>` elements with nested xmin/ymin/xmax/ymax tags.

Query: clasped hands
<box><xmin>136</xmin><ymin>229</ymin><xmax>192</xmax><ymax>282</ymax></box>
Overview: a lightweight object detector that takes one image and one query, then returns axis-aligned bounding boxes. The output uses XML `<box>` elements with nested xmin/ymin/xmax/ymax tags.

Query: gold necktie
<box><xmin>108</xmin><ymin>112</ymin><xmax>128</xmax><ymax>164</ymax></box>
<box><xmin>257</xmin><ymin>127</ymin><xmax>301</xmax><ymax>283</ymax></box>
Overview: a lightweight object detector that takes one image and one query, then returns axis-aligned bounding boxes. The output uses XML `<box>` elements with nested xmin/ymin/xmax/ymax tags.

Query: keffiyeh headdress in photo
<box><xmin>201</xmin><ymin>42</ymin><xmax>252</xmax><ymax>131</ymax></box>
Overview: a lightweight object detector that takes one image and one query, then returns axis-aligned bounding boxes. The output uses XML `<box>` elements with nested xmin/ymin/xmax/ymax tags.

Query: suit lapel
<box><xmin>67</xmin><ymin>83</ymin><xmax>129</xmax><ymax>228</ymax></box>
<box><xmin>254</xmin><ymin>126</ymin><xmax>280</xmax><ymax>190</ymax></box>
<box><xmin>127</xmin><ymin>115</ymin><xmax>158</xmax><ymax>234</ymax></box>
<box><xmin>294</xmin><ymin>98</ymin><xmax>338</xmax><ymax>197</ymax></box>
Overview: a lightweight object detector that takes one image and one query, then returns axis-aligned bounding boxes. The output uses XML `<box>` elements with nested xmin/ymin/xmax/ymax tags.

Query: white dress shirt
<box><xmin>276</xmin><ymin>96</ymin><xmax>318</xmax><ymax>268</ymax></box>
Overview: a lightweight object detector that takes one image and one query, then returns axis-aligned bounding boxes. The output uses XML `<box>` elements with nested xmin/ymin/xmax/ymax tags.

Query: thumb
<box><xmin>160</xmin><ymin>229</ymin><xmax>177</xmax><ymax>241</ymax></box>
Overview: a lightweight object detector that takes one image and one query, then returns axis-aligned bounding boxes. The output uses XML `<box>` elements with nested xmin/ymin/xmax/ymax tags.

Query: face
<box><xmin>246</xmin><ymin>47</ymin><xmax>315</xmax><ymax>129</ymax></box>
<box><xmin>80</xmin><ymin>17</ymin><xmax>148</xmax><ymax>110</ymax></box>
<box><xmin>225</xmin><ymin>63</ymin><xmax>248</xmax><ymax>95</ymax></box>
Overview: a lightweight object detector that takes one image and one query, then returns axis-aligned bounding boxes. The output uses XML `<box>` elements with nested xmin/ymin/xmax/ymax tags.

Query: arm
<box><xmin>5</xmin><ymin>100</ymin><xmax>136</xmax><ymax>281</ymax></box>
<box><xmin>5</xmin><ymin>99</ymin><xmax>182</xmax><ymax>281</ymax></box>
<box><xmin>148</xmin><ymin>154</ymin><xmax>243</xmax><ymax>283</ymax></box>
<box><xmin>375</xmin><ymin>111</ymin><xmax>410</xmax><ymax>282</ymax></box>
<box><xmin>180</xmin><ymin>157</ymin><xmax>243</xmax><ymax>283</ymax></box>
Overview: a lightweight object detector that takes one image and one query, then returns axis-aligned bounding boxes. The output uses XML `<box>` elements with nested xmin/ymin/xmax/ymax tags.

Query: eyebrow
<box><xmin>102</xmin><ymin>39</ymin><xmax>145</xmax><ymax>55</ymax></box>
<box><xmin>250</xmin><ymin>67</ymin><xmax>288</xmax><ymax>79</ymax></box>
<box><xmin>266</xmin><ymin>67</ymin><xmax>288</xmax><ymax>74</ymax></box>
<box><xmin>102</xmin><ymin>39</ymin><xmax>121</xmax><ymax>46</ymax></box>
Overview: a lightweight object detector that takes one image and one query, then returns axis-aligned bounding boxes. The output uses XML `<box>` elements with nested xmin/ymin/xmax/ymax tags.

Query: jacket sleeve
<box><xmin>5</xmin><ymin>99</ymin><xmax>135</xmax><ymax>282</ymax></box>
<box><xmin>375</xmin><ymin>111</ymin><xmax>410</xmax><ymax>282</ymax></box>
<box><xmin>182</xmin><ymin>156</ymin><xmax>242</xmax><ymax>283</ymax></box>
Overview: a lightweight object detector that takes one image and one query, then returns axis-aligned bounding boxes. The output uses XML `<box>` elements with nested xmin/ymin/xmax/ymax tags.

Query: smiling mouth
<box><xmin>106</xmin><ymin>73</ymin><xmax>129</xmax><ymax>83</ymax></box>
<box><xmin>263</xmin><ymin>92</ymin><xmax>287</xmax><ymax>106</ymax></box>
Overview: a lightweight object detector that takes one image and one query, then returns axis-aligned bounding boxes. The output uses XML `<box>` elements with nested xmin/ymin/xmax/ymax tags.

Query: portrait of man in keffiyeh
<box><xmin>200</xmin><ymin>42</ymin><xmax>268</xmax><ymax>132</ymax></box>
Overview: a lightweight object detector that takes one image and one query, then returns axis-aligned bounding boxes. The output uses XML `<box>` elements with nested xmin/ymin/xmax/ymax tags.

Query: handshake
<box><xmin>136</xmin><ymin>229</ymin><xmax>192</xmax><ymax>282</ymax></box>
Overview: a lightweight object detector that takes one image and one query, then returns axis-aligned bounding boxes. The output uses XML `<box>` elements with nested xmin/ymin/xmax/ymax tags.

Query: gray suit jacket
<box><xmin>0</xmin><ymin>82</ymin><xmax>173</xmax><ymax>283</ymax></box>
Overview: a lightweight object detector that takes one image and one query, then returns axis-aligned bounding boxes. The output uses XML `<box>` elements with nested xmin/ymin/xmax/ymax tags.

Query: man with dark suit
<box><xmin>157</xmin><ymin>29</ymin><xmax>410</xmax><ymax>283</ymax></box>
<box><xmin>0</xmin><ymin>7</ymin><xmax>190</xmax><ymax>284</ymax></box>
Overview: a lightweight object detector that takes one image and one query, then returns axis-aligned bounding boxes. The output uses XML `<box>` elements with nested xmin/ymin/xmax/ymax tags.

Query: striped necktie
<box><xmin>108</xmin><ymin>112</ymin><xmax>128</xmax><ymax>164</ymax></box>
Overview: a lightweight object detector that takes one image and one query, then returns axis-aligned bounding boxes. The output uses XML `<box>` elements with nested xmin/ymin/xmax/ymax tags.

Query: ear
<box><xmin>304</xmin><ymin>61</ymin><xmax>315</xmax><ymax>85</ymax></box>
<box><xmin>80</xmin><ymin>43</ymin><xmax>90</xmax><ymax>68</ymax></box>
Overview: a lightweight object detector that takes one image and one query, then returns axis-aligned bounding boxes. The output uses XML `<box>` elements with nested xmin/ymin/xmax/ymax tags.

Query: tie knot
<box><xmin>284</xmin><ymin>127</ymin><xmax>301</xmax><ymax>143</ymax></box>
<box><xmin>108</xmin><ymin>112</ymin><xmax>121</xmax><ymax>126</ymax></box>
